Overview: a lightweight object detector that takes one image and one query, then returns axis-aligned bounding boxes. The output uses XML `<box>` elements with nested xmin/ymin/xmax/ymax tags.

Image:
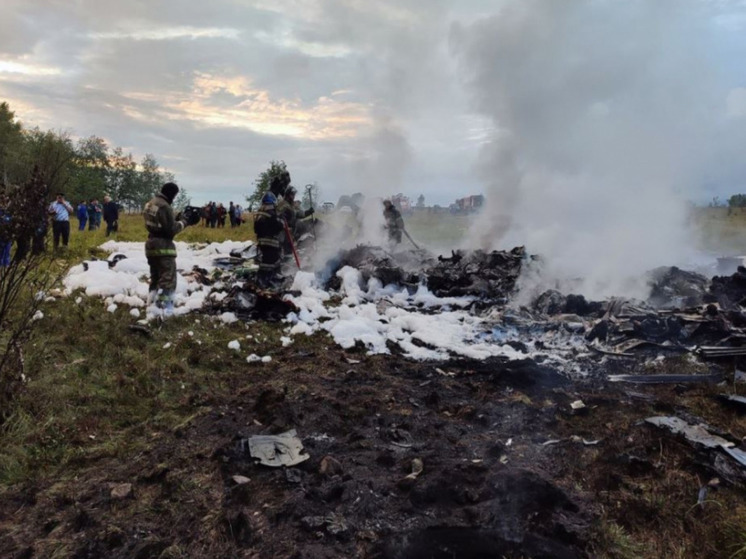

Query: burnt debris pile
<box><xmin>709</xmin><ymin>266</ymin><xmax>746</xmax><ymax>310</ymax></box>
<box><xmin>426</xmin><ymin>247</ymin><xmax>527</xmax><ymax>300</ymax></box>
<box><xmin>325</xmin><ymin>245</ymin><xmax>434</xmax><ymax>289</ymax></box>
<box><xmin>325</xmin><ymin>245</ymin><xmax>527</xmax><ymax>302</ymax></box>
<box><xmin>207</xmin><ymin>282</ymin><xmax>299</xmax><ymax>321</ymax></box>
<box><xmin>647</xmin><ymin>266</ymin><xmax>710</xmax><ymax>309</ymax></box>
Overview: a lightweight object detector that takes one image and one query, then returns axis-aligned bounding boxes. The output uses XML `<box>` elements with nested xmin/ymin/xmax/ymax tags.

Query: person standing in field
<box><xmin>93</xmin><ymin>198</ymin><xmax>103</xmax><ymax>229</ymax></box>
<box><xmin>382</xmin><ymin>199</ymin><xmax>404</xmax><ymax>245</ymax></box>
<box><xmin>254</xmin><ymin>171</ymin><xmax>290</xmax><ymax>288</ymax></box>
<box><xmin>48</xmin><ymin>193</ymin><xmax>74</xmax><ymax>249</ymax></box>
<box><xmin>143</xmin><ymin>182</ymin><xmax>190</xmax><ymax>317</ymax></box>
<box><xmin>209</xmin><ymin>202</ymin><xmax>218</xmax><ymax>228</ymax></box>
<box><xmin>76</xmin><ymin>201</ymin><xmax>88</xmax><ymax>231</ymax></box>
<box><xmin>102</xmin><ymin>195</ymin><xmax>119</xmax><ymax>237</ymax></box>
<box><xmin>229</xmin><ymin>202</ymin><xmax>236</xmax><ymax>227</ymax></box>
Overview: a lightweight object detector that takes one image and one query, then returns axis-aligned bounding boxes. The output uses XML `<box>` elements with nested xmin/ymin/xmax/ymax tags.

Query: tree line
<box><xmin>0</xmin><ymin>101</ymin><xmax>185</xmax><ymax>211</ymax></box>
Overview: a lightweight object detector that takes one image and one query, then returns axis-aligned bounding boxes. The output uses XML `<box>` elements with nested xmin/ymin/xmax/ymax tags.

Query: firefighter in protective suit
<box><xmin>143</xmin><ymin>182</ymin><xmax>189</xmax><ymax>316</ymax></box>
<box><xmin>254</xmin><ymin>171</ymin><xmax>291</xmax><ymax>287</ymax></box>
<box><xmin>277</xmin><ymin>186</ymin><xmax>314</xmax><ymax>254</ymax></box>
<box><xmin>383</xmin><ymin>199</ymin><xmax>404</xmax><ymax>245</ymax></box>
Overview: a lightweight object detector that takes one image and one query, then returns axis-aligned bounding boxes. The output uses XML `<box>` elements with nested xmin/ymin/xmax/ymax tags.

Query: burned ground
<box><xmin>2</xmin><ymin>309</ymin><xmax>746</xmax><ymax>559</ymax></box>
<box><xmin>4</xmin><ymin>244</ymin><xmax>746</xmax><ymax>558</ymax></box>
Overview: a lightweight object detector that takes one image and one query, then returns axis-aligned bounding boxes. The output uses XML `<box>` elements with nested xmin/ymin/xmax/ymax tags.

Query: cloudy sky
<box><xmin>0</xmin><ymin>0</ymin><xmax>745</xmax><ymax>207</ymax></box>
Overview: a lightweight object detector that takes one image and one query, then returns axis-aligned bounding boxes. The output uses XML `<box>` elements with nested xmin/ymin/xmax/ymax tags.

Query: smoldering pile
<box><xmin>63</xmin><ymin>240</ymin><xmax>746</xmax><ymax>370</ymax></box>
<box><xmin>324</xmin><ymin>245</ymin><xmax>529</xmax><ymax>303</ymax></box>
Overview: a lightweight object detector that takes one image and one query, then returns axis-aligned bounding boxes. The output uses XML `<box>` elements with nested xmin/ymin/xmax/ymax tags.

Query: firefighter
<box><xmin>143</xmin><ymin>182</ymin><xmax>190</xmax><ymax>317</ymax></box>
<box><xmin>382</xmin><ymin>199</ymin><xmax>404</xmax><ymax>245</ymax></box>
<box><xmin>254</xmin><ymin>171</ymin><xmax>290</xmax><ymax>287</ymax></box>
<box><xmin>277</xmin><ymin>186</ymin><xmax>314</xmax><ymax>254</ymax></box>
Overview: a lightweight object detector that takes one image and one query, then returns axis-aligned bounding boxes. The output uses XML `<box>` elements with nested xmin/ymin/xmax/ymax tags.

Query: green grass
<box><xmin>0</xmin><ymin>291</ymin><xmax>288</xmax><ymax>486</ymax></box>
<box><xmin>693</xmin><ymin>207</ymin><xmax>746</xmax><ymax>254</ymax></box>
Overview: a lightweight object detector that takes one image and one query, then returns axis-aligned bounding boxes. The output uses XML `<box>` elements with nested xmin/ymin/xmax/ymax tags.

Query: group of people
<box><xmin>0</xmin><ymin>192</ymin><xmax>122</xmax><ymax>266</ymax></box>
<box><xmin>75</xmin><ymin>197</ymin><xmax>119</xmax><ymax>236</ymax></box>
<box><xmin>49</xmin><ymin>194</ymin><xmax>119</xmax><ymax>248</ymax></box>
<box><xmin>200</xmin><ymin>201</ymin><xmax>245</xmax><ymax>228</ymax></box>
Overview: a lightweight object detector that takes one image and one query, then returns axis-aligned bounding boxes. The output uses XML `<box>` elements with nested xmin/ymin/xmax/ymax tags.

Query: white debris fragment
<box><xmin>280</xmin><ymin>336</ymin><xmax>293</xmax><ymax>347</ymax></box>
<box><xmin>75</xmin><ymin>297</ymin><xmax>83</xmax><ymax>304</ymax></box>
<box><xmin>130</xmin><ymin>308</ymin><xmax>141</xmax><ymax>318</ymax></box>
<box><xmin>570</xmin><ymin>400</ymin><xmax>586</xmax><ymax>410</ymax></box>
<box><xmin>261</xmin><ymin>355</ymin><xmax>272</xmax><ymax>363</ymax></box>
<box><xmin>228</xmin><ymin>340</ymin><xmax>241</xmax><ymax>351</ymax></box>
<box><xmin>188</xmin><ymin>331</ymin><xmax>194</xmax><ymax>337</ymax></box>
<box><xmin>107</xmin><ymin>304</ymin><xmax>118</xmax><ymax>313</ymax></box>
<box><xmin>163</xmin><ymin>342</ymin><xmax>172</xmax><ymax>349</ymax></box>
<box><xmin>219</xmin><ymin>312</ymin><xmax>238</xmax><ymax>324</ymax></box>
<box><xmin>32</xmin><ymin>310</ymin><xmax>44</xmax><ymax>321</ymax></box>
<box><xmin>246</xmin><ymin>354</ymin><xmax>262</xmax><ymax>363</ymax></box>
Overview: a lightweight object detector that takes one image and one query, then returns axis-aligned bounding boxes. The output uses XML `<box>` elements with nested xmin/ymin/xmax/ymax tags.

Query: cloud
<box><xmin>0</xmin><ymin>59</ymin><xmax>61</xmax><ymax>76</ymax></box>
<box><xmin>1</xmin><ymin>0</ymin><xmax>744</xmax><ymax>211</ymax></box>
<box><xmin>90</xmin><ymin>25</ymin><xmax>241</xmax><ymax>41</ymax></box>
<box><xmin>117</xmin><ymin>72</ymin><xmax>374</xmax><ymax>139</ymax></box>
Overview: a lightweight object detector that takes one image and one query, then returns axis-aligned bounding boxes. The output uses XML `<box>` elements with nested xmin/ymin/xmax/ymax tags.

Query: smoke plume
<box><xmin>452</xmin><ymin>0</ymin><xmax>733</xmax><ymax>299</ymax></box>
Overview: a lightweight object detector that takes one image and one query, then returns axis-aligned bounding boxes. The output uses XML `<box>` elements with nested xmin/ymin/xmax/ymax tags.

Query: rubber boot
<box><xmin>160</xmin><ymin>290</ymin><xmax>175</xmax><ymax>318</ymax></box>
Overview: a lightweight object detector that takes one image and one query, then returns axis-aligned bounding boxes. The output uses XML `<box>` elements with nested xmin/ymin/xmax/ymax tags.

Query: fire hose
<box><xmin>402</xmin><ymin>228</ymin><xmax>420</xmax><ymax>250</ymax></box>
<box><xmin>305</xmin><ymin>184</ymin><xmax>317</xmax><ymax>241</ymax></box>
<box><xmin>282</xmin><ymin>217</ymin><xmax>301</xmax><ymax>269</ymax></box>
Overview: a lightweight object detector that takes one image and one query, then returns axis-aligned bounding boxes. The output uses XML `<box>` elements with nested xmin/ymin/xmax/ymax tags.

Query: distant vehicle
<box><xmin>322</xmin><ymin>202</ymin><xmax>335</xmax><ymax>213</ymax></box>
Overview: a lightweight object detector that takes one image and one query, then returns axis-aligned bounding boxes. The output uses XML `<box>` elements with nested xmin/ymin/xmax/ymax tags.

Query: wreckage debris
<box><xmin>709</xmin><ymin>266</ymin><xmax>746</xmax><ymax>310</ymax></box>
<box><xmin>717</xmin><ymin>394</ymin><xmax>746</xmax><ymax>412</ymax></box>
<box><xmin>242</xmin><ymin>429</ymin><xmax>309</xmax><ymax>468</ymax></box>
<box><xmin>700</xmin><ymin>346</ymin><xmax>746</xmax><ymax>359</ymax></box>
<box><xmin>645</xmin><ymin>416</ymin><xmax>746</xmax><ymax>472</ymax></box>
<box><xmin>326</xmin><ymin>245</ymin><xmax>527</xmax><ymax>302</ymax></box>
<box><xmin>609</xmin><ymin>373</ymin><xmax>724</xmax><ymax>384</ymax></box>
<box><xmin>647</xmin><ymin>266</ymin><xmax>710</xmax><ymax>310</ymax></box>
<box><xmin>209</xmin><ymin>283</ymin><xmax>298</xmax><ymax>321</ymax></box>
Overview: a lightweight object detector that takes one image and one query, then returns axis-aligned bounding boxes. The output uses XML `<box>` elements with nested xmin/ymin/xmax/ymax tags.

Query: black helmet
<box><xmin>269</xmin><ymin>171</ymin><xmax>291</xmax><ymax>196</ymax></box>
<box><xmin>161</xmin><ymin>182</ymin><xmax>179</xmax><ymax>203</ymax></box>
<box><xmin>285</xmin><ymin>186</ymin><xmax>297</xmax><ymax>199</ymax></box>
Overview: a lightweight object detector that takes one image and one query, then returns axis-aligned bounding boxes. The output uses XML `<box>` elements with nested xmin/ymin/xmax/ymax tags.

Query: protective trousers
<box><xmin>147</xmin><ymin>255</ymin><xmax>177</xmax><ymax>311</ymax></box>
<box><xmin>257</xmin><ymin>244</ymin><xmax>281</xmax><ymax>287</ymax></box>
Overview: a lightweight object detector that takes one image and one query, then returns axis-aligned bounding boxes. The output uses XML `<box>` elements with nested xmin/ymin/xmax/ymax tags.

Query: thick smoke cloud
<box><xmin>452</xmin><ymin>0</ymin><xmax>741</xmax><ymax>299</ymax></box>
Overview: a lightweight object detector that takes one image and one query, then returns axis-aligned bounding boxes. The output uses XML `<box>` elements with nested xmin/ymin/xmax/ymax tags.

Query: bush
<box><xmin>0</xmin><ymin>169</ymin><xmax>63</xmax><ymax>418</ymax></box>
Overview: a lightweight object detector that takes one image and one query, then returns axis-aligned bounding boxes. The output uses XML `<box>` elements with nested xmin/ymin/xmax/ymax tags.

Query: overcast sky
<box><xmin>1</xmin><ymin>0</ymin><xmax>745</xmax><ymax>206</ymax></box>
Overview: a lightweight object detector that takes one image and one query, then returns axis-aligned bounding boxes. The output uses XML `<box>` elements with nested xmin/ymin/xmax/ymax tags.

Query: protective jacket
<box><xmin>254</xmin><ymin>192</ymin><xmax>283</xmax><ymax>249</ymax></box>
<box><xmin>143</xmin><ymin>193</ymin><xmax>185</xmax><ymax>257</ymax></box>
<box><xmin>278</xmin><ymin>200</ymin><xmax>313</xmax><ymax>234</ymax></box>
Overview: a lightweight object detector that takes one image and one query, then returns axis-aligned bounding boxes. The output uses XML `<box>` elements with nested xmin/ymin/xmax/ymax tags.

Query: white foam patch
<box><xmin>282</xmin><ymin>267</ymin><xmax>527</xmax><ymax>361</ymax></box>
<box><xmin>63</xmin><ymin>241</ymin><xmax>254</xmax><ymax>320</ymax></box>
<box><xmin>61</xmin><ymin>240</ymin><xmax>560</xmax><ymax>363</ymax></box>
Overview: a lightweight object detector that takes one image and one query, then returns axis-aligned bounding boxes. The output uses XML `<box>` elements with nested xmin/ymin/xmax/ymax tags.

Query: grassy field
<box><xmin>693</xmin><ymin>207</ymin><xmax>746</xmax><ymax>254</ymax></box>
<box><xmin>2</xmin><ymin>208</ymin><xmax>746</xmax><ymax>557</ymax></box>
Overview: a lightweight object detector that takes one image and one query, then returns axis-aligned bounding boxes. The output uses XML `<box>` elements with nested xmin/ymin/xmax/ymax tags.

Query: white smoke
<box><xmin>452</xmin><ymin>0</ymin><xmax>735</xmax><ymax>299</ymax></box>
